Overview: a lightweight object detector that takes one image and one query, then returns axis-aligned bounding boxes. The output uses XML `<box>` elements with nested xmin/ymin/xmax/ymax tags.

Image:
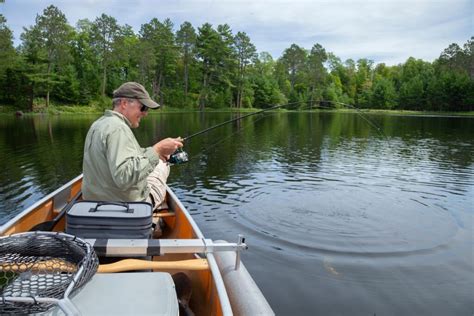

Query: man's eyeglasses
<box><xmin>127</xmin><ymin>99</ymin><xmax>148</xmax><ymax>112</ymax></box>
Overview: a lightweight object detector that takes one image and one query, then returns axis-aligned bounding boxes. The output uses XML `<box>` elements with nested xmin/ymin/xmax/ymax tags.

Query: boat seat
<box><xmin>42</xmin><ymin>272</ymin><xmax>178</xmax><ymax>316</ymax></box>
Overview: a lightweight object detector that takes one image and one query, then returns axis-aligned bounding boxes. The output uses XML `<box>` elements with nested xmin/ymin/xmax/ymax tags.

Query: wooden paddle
<box><xmin>1</xmin><ymin>258</ymin><xmax>209</xmax><ymax>274</ymax></box>
<box><xmin>30</xmin><ymin>190</ymin><xmax>82</xmax><ymax>232</ymax></box>
<box><xmin>98</xmin><ymin>258</ymin><xmax>209</xmax><ymax>273</ymax></box>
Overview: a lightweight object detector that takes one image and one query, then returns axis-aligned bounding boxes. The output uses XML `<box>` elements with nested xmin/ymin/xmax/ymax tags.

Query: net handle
<box><xmin>57</xmin><ymin>298</ymin><xmax>81</xmax><ymax>316</ymax></box>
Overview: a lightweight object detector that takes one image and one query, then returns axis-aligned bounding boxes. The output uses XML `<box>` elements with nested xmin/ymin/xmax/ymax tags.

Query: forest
<box><xmin>0</xmin><ymin>5</ymin><xmax>472</xmax><ymax>112</ymax></box>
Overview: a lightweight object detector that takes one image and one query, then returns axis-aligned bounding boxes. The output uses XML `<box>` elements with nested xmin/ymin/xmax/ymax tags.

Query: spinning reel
<box><xmin>168</xmin><ymin>148</ymin><xmax>189</xmax><ymax>165</ymax></box>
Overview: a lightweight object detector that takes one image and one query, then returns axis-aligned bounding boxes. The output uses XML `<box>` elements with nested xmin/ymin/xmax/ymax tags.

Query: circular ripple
<box><xmin>235</xmin><ymin>185</ymin><xmax>459</xmax><ymax>256</ymax></box>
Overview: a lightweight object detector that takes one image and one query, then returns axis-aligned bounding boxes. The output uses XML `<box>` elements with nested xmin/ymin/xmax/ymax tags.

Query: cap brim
<box><xmin>140</xmin><ymin>98</ymin><xmax>160</xmax><ymax>109</ymax></box>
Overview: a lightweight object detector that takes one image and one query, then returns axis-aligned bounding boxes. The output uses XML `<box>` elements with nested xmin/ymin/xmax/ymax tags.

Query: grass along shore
<box><xmin>1</xmin><ymin>102</ymin><xmax>473</xmax><ymax>117</ymax></box>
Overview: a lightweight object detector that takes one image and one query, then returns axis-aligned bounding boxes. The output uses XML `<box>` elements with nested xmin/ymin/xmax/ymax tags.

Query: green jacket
<box><xmin>82</xmin><ymin>110</ymin><xmax>161</xmax><ymax>201</ymax></box>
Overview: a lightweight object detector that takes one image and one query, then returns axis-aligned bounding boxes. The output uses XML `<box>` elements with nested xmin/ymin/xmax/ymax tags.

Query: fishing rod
<box><xmin>324</xmin><ymin>100</ymin><xmax>385</xmax><ymax>136</ymax></box>
<box><xmin>167</xmin><ymin>99</ymin><xmax>384</xmax><ymax>164</ymax></box>
<box><xmin>168</xmin><ymin>101</ymin><xmax>304</xmax><ymax>164</ymax></box>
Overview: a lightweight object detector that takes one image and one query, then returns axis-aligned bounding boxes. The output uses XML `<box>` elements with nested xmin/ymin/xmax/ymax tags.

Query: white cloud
<box><xmin>2</xmin><ymin>0</ymin><xmax>471</xmax><ymax>65</ymax></box>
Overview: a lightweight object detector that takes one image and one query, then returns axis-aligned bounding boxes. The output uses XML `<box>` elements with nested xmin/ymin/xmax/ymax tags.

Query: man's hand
<box><xmin>153</xmin><ymin>137</ymin><xmax>184</xmax><ymax>161</ymax></box>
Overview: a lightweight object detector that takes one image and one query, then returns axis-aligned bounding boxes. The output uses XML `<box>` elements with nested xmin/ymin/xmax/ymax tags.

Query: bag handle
<box><xmin>89</xmin><ymin>201</ymin><xmax>134</xmax><ymax>213</ymax></box>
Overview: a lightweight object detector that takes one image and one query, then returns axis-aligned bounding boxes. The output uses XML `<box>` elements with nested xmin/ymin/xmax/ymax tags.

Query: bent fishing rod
<box><xmin>168</xmin><ymin>101</ymin><xmax>303</xmax><ymax>164</ymax></box>
<box><xmin>167</xmin><ymin>99</ymin><xmax>383</xmax><ymax>164</ymax></box>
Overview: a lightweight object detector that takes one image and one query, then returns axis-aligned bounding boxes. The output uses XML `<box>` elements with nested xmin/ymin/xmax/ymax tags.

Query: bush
<box><xmin>90</xmin><ymin>96</ymin><xmax>112</xmax><ymax>112</ymax></box>
<box><xmin>32</xmin><ymin>98</ymin><xmax>47</xmax><ymax>112</ymax></box>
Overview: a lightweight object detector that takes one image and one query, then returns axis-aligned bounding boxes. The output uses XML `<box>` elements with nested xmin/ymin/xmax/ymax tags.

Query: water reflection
<box><xmin>0</xmin><ymin>111</ymin><xmax>473</xmax><ymax>315</ymax></box>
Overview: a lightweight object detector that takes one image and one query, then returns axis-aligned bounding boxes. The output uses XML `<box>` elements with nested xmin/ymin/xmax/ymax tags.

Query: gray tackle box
<box><xmin>66</xmin><ymin>201</ymin><xmax>153</xmax><ymax>239</ymax></box>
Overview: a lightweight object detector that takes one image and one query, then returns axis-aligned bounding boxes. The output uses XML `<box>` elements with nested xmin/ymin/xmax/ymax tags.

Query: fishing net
<box><xmin>0</xmin><ymin>232</ymin><xmax>99</xmax><ymax>315</ymax></box>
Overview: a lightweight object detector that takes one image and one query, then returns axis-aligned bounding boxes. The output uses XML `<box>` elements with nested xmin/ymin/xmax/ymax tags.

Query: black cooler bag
<box><xmin>66</xmin><ymin>201</ymin><xmax>153</xmax><ymax>239</ymax></box>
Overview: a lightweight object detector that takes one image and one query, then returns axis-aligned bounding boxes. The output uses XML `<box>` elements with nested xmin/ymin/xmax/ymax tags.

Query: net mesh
<box><xmin>0</xmin><ymin>232</ymin><xmax>99</xmax><ymax>314</ymax></box>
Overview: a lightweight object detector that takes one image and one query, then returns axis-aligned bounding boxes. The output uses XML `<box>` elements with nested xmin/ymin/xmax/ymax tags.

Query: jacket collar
<box><xmin>105</xmin><ymin>110</ymin><xmax>132</xmax><ymax>127</ymax></box>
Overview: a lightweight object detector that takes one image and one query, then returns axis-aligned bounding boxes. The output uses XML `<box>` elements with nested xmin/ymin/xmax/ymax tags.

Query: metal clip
<box><xmin>235</xmin><ymin>234</ymin><xmax>245</xmax><ymax>270</ymax></box>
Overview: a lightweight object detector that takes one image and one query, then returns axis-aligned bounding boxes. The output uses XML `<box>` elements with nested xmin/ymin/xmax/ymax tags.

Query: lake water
<box><xmin>0</xmin><ymin>111</ymin><xmax>473</xmax><ymax>315</ymax></box>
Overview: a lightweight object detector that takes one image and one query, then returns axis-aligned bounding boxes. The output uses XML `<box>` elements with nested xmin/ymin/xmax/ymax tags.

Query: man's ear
<box><xmin>119</xmin><ymin>99</ymin><xmax>128</xmax><ymax>111</ymax></box>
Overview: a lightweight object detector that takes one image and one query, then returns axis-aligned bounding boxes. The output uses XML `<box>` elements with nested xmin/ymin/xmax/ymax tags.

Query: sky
<box><xmin>1</xmin><ymin>0</ymin><xmax>472</xmax><ymax>65</ymax></box>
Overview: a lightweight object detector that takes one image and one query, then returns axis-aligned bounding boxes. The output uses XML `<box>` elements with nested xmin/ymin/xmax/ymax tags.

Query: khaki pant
<box><xmin>146</xmin><ymin>159</ymin><xmax>170</xmax><ymax>211</ymax></box>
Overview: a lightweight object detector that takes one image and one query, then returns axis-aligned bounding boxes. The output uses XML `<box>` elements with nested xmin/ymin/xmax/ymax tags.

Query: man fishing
<box><xmin>82</xmin><ymin>82</ymin><xmax>183</xmax><ymax>213</ymax></box>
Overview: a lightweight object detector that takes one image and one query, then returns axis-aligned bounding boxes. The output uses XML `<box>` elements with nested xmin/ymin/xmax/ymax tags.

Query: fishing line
<box><xmin>183</xmin><ymin>111</ymin><xmax>274</xmax><ymax>165</ymax></box>
<box><xmin>168</xmin><ymin>99</ymin><xmax>386</xmax><ymax>164</ymax></box>
<box><xmin>323</xmin><ymin>100</ymin><xmax>386</xmax><ymax>137</ymax></box>
<box><xmin>168</xmin><ymin>100</ymin><xmax>305</xmax><ymax>164</ymax></box>
<box><xmin>182</xmin><ymin>103</ymin><xmax>293</xmax><ymax>142</ymax></box>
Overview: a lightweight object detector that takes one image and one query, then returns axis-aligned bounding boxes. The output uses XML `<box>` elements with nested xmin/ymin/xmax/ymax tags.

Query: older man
<box><xmin>82</xmin><ymin>82</ymin><xmax>183</xmax><ymax>209</ymax></box>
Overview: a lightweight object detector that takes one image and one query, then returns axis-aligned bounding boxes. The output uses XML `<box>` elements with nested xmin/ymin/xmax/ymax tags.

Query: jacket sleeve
<box><xmin>106</xmin><ymin>126</ymin><xmax>161</xmax><ymax>190</ymax></box>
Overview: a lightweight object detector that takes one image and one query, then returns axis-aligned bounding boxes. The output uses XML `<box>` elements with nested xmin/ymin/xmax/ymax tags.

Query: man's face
<box><xmin>122</xmin><ymin>99</ymin><xmax>148</xmax><ymax>128</ymax></box>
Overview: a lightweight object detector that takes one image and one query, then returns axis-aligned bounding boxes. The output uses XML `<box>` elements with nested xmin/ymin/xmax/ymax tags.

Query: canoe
<box><xmin>0</xmin><ymin>174</ymin><xmax>274</xmax><ymax>316</ymax></box>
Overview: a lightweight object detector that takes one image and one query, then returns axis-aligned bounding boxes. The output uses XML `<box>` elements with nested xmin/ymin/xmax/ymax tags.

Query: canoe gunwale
<box><xmin>0</xmin><ymin>174</ymin><xmax>83</xmax><ymax>235</ymax></box>
<box><xmin>165</xmin><ymin>185</ymin><xmax>204</xmax><ymax>239</ymax></box>
<box><xmin>165</xmin><ymin>185</ymin><xmax>235</xmax><ymax>315</ymax></box>
<box><xmin>207</xmin><ymin>252</ymin><xmax>233</xmax><ymax>315</ymax></box>
<box><xmin>0</xmin><ymin>174</ymin><xmax>275</xmax><ymax>316</ymax></box>
<box><xmin>0</xmin><ymin>174</ymin><xmax>237</xmax><ymax>315</ymax></box>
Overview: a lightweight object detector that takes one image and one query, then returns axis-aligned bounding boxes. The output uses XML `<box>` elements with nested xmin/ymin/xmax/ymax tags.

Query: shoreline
<box><xmin>1</xmin><ymin>105</ymin><xmax>473</xmax><ymax>117</ymax></box>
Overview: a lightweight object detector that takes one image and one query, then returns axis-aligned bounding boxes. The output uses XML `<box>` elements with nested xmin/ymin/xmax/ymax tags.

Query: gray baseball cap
<box><xmin>113</xmin><ymin>82</ymin><xmax>160</xmax><ymax>109</ymax></box>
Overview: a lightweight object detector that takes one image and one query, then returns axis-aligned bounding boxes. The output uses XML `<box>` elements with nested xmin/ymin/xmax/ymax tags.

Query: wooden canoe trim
<box><xmin>153</xmin><ymin>211</ymin><xmax>175</xmax><ymax>218</ymax></box>
<box><xmin>98</xmin><ymin>258</ymin><xmax>209</xmax><ymax>273</ymax></box>
<box><xmin>3</xmin><ymin>201</ymin><xmax>54</xmax><ymax>235</ymax></box>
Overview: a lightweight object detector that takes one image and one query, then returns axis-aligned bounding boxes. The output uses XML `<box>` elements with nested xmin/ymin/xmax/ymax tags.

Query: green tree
<box><xmin>398</xmin><ymin>57</ymin><xmax>434</xmax><ymax>109</ymax></box>
<box><xmin>439</xmin><ymin>43</ymin><xmax>464</xmax><ymax>72</ymax></box>
<box><xmin>323</xmin><ymin>74</ymin><xmax>344</xmax><ymax>105</ymax></box>
<box><xmin>279</xmin><ymin>44</ymin><xmax>307</xmax><ymax>91</ymax></box>
<box><xmin>307</xmin><ymin>43</ymin><xmax>328</xmax><ymax>105</ymax></box>
<box><xmin>0</xmin><ymin>14</ymin><xmax>20</xmax><ymax>105</ymax></box>
<box><xmin>370</xmin><ymin>75</ymin><xmax>397</xmax><ymax>109</ymax></box>
<box><xmin>140</xmin><ymin>18</ymin><xmax>178</xmax><ymax>105</ymax></box>
<box><xmin>399</xmin><ymin>76</ymin><xmax>424</xmax><ymax>110</ymax></box>
<box><xmin>438</xmin><ymin>37</ymin><xmax>473</xmax><ymax>79</ymax></box>
<box><xmin>216</xmin><ymin>24</ymin><xmax>237</xmax><ymax>108</ymax></box>
<box><xmin>0</xmin><ymin>14</ymin><xmax>17</xmax><ymax>78</ymax></box>
<box><xmin>196</xmin><ymin>23</ymin><xmax>225</xmax><ymax>110</ymax></box>
<box><xmin>3</xmin><ymin>9</ymin><xmax>473</xmax><ymax>112</ymax></box>
<box><xmin>430</xmin><ymin>38</ymin><xmax>474</xmax><ymax>111</ymax></box>
<box><xmin>21</xmin><ymin>5</ymin><xmax>72</xmax><ymax>107</ymax></box>
<box><xmin>254</xmin><ymin>52</ymin><xmax>274</xmax><ymax>77</ymax></box>
<box><xmin>90</xmin><ymin>14</ymin><xmax>121</xmax><ymax>96</ymax></box>
<box><xmin>176</xmin><ymin>21</ymin><xmax>197</xmax><ymax>105</ymax></box>
<box><xmin>70</xmin><ymin>19</ymin><xmax>100</xmax><ymax>103</ymax></box>
<box><xmin>234</xmin><ymin>31</ymin><xmax>256</xmax><ymax>108</ymax></box>
<box><xmin>112</xmin><ymin>25</ymin><xmax>140</xmax><ymax>85</ymax></box>
<box><xmin>252</xmin><ymin>76</ymin><xmax>284</xmax><ymax>108</ymax></box>
<box><xmin>327</xmin><ymin>54</ymin><xmax>356</xmax><ymax>103</ymax></box>
<box><xmin>20</xmin><ymin>22</ymin><xmax>45</xmax><ymax>109</ymax></box>
<box><xmin>355</xmin><ymin>58</ymin><xmax>373</xmax><ymax>107</ymax></box>
<box><xmin>251</xmin><ymin>52</ymin><xmax>286</xmax><ymax>108</ymax></box>
<box><xmin>463</xmin><ymin>37</ymin><xmax>474</xmax><ymax>79</ymax></box>
<box><xmin>136</xmin><ymin>40</ymin><xmax>156</xmax><ymax>92</ymax></box>
<box><xmin>427</xmin><ymin>69</ymin><xmax>472</xmax><ymax>111</ymax></box>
